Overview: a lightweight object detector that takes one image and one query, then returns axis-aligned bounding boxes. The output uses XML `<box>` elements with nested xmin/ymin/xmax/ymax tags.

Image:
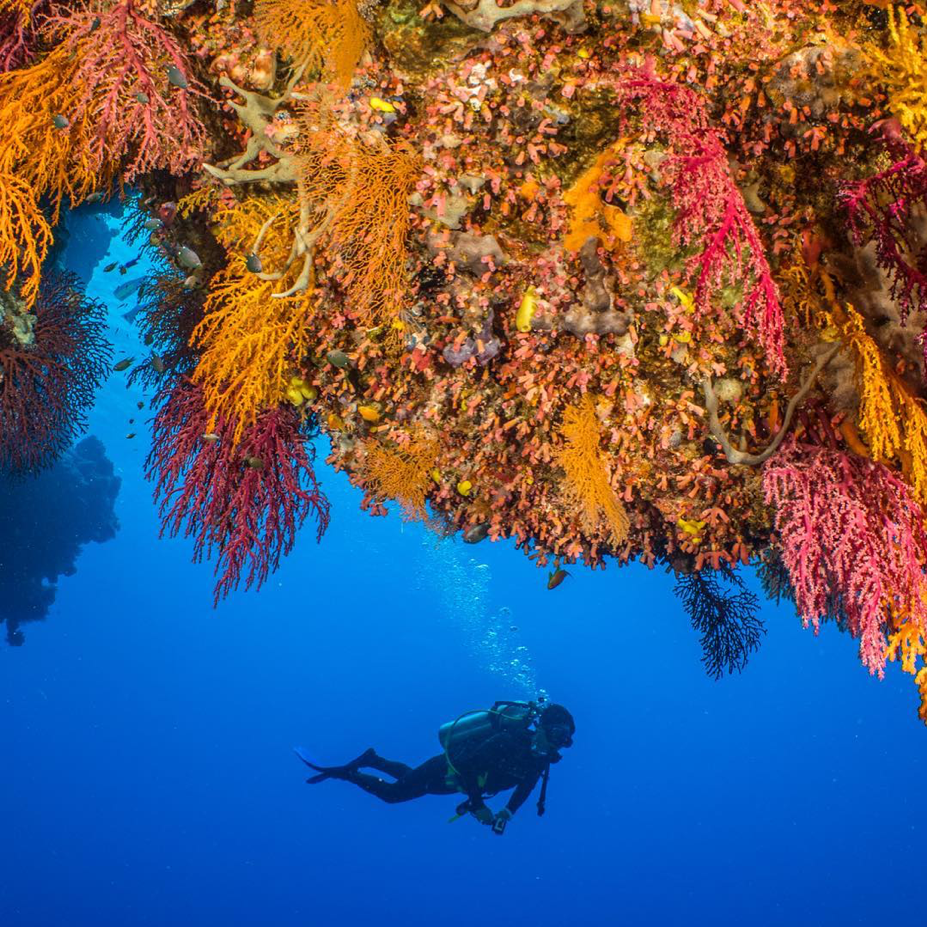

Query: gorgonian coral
<box><xmin>146</xmin><ymin>383</ymin><xmax>330</xmax><ymax>604</ymax></box>
<box><xmin>0</xmin><ymin>272</ymin><xmax>110</xmax><ymax>473</ymax></box>
<box><xmin>6</xmin><ymin>0</ymin><xmax>927</xmax><ymax>719</ymax></box>
<box><xmin>42</xmin><ymin>0</ymin><xmax>206</xmax><ymax>182</ymax></box>
<box><xmin>763</xmin><ymin>440</ymin><xmax>927</xmax><ymax>675</ymax></box>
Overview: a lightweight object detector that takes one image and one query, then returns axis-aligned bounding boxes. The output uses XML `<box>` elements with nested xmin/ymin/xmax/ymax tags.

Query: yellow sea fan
<box><xmin>838</xmin><ymin>305</ymin><xmax>927</xmax><ymax>504</ymax></box>
<box><xmin>556</xmin><ymin>394</ymin><xmax>629</xmax><ymax>546</ymax></box>
<box><xmin>867</xmin><ymin>7</ymin><xmax>927</xmax><ymax>152</ymax></box>
<box><xmin>0</xmin><ymin>172</ymin><xmax>52</xmax><ymax>308</ymax></box>
<box><xmin>917</xmin><ymin>667</ymin><xmax>927</xmax><ymax>726</ymax></box>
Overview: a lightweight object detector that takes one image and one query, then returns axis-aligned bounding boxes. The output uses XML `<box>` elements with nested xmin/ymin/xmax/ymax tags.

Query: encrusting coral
<box><xmin>8</xmin><ymin>0</ymin><xmax>927</xmax><ymax>720</ymax></box>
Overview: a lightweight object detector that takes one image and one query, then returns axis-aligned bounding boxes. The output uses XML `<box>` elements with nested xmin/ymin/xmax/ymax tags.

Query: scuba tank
<box><xmin>439</xmin><ymin>700</ymin><xmax>541</xmax><ymax>774</ymax></box>
<box><xmin>440</xmin><ymin>698</ymin><xmax>556</xmax><ymax>824</ymax></box>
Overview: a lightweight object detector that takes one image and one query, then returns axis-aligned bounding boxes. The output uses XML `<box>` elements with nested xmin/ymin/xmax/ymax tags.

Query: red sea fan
<box><xmin>146</xmin><ymin>383</ymin><xmax>330</xmax><ymax>605</ymax></box>
<box><xmin>842</xmin><ymin>144</ymin><xmax>927</xmax><ymax>324</ymax></box>
<box><xmin>616</xmin><ymin>71</ymin><xmax>786</xmax><ymax>377</ymax></box>
<box><xmin>763</xmin><ymin>441</ymin><xmax>927</xmax><ymax>675</ymax></box>
<box><xmin>0</xmin><ymin>271</ymin><xmax>110</xmax><ymax>473</ymax></box>
<box><xmin>0</xmin><ymin>0</ymin><xmax>41</xmax><ymax>73</ymax></box>
<box><xmin>43</xmin><ymin>0</ymin><xmax>205</xmax><ymax>181</ymax></box>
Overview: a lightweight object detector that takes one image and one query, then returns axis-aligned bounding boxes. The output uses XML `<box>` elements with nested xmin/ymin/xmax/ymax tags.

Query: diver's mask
<box><xmin>531</xmin><ymin>722</ymin><xmax>573</xmax><ymax>757</ymax></box>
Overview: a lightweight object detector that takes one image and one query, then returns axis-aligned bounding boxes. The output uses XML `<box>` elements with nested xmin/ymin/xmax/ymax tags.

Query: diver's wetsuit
<box><xmin>341</xmin><ymin>728</ymin><xmax>550</xmax><ymax>815</ymax></box>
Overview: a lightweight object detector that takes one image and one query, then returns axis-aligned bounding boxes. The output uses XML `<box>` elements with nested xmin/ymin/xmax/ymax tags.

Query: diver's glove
<box><xmin>492</xmin><ymin>807</ymin><xmax>513</xmax><ymax>835</ymax></box>
<box><xmin>471</xmin><ymin>805</ymin><xmax>495</xmax><ymax>826</ymax></box>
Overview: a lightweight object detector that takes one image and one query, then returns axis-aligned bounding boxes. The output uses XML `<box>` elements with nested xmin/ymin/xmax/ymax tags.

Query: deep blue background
<box><xmin>2</xmin><ymin>207</ymin><xmax>926</xmax><ymax>927</ymax></box>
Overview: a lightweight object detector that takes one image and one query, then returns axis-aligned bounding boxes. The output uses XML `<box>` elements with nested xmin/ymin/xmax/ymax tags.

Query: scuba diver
<box><xmin>295</xmin><ymin>701</ymin><xmax>575</xmax><ymax>835</ymax></box>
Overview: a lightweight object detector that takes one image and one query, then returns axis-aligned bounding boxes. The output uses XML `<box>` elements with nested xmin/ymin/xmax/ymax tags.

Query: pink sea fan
<box><xmin>146</xmin><ymin>383</ymin><xmax>330</xmax><ymax>605</ymax></box>
<box><xmin>763</xmin><ymin>441</ymin><xmax>927</xmax><ymax>675</ymax></box>
<box><xmin>615</xmin><ymin>71</ymin><xmax>786</xmax><ymax>377</ymax></box>
<box><xmin>43</xmin><ymin>0</ymin><xmax>206</xmax><ymax>181</ymax></box>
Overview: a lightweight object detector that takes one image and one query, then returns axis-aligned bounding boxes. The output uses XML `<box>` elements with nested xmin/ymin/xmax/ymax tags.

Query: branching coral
<box><xmin>614</xmin><ymin>70</ymin><xmax>786</xmax><ymax>375</ymax></box>
<box><xmin>147</xmin><ymin>383</ymin><xmax>330</xmax><ymax>605</ymax></box>
<box><xmin>843</xmin><ymin>146</ymin><xmax>927</xmax><ymax>323</ymax></box>
<box><xmin>674</xmin><ymin>568</ymin><xmax>764</xmax><ymax>679</ymax></box>
<box><xmin>254</xmin><ymin>0</ymin><xmax>369</xmax><ymax>87</ymax></box>
<box><xmin>764</xmin><ymin>441</ymin><xmax>927</xmax><ymax>675</ymax></box>
<box><xmin>43</xmin><ymin>0</ymin><xmax>205</xmax><ymax>182</ymax></box>
<box><xmin>867</xmin><ymin>7</ymin><xmax>927</xmax><ymax>153</ymax></box>
<box><xmin>0</xmin><ymin>272</ymin><xmax>110</xmax><ymax>472</ymax></box>
<box><xmin>363</xmin><ymin>434</ymin><xmax>439</xmax><ymax>520</ymax></box>
<box><xmin>556</xmin><ymin>395</ymin><xmax>629</xmax><ymax>547</ymax></box>
<box><xmin>837</xmin><ymin>305</ymin><xmax>927</xmax><ymax>503</ymax></box>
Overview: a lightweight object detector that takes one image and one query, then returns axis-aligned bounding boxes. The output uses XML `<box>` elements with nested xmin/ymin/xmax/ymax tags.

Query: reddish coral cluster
<box><xmin>5</xmin><ymin>0</ymin><xmax>927</xmax><ymax>717</ymax></box>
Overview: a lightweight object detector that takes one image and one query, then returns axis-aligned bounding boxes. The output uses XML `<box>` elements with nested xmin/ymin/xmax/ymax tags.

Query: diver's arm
<box><xmin>504</xmin><ymin>770</ymin><xmax>542</xmax><ymax>816</ymax></box>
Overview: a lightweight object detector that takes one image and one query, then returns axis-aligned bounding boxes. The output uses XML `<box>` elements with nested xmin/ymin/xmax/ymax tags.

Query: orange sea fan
<box><xmin>0</xmin><ymin>45</ymin><xmax>102</xmax><ymax>214</ymax></box>
<box><xmin>298</xmin><ymin>129</ymin><xmax>420</xmax><ymax>325</ymax></box>
<box><xmin>192</xmin><ymin>195</ymin><xmax>314</xmax><ymax>444</ymax></box>
<box><xmin>0</xmin><ymin>172</ymin><xmax>52</xmax><ymax>307</ymax></box>
<box><xmin>556</xmin><ymin>394</ymin><xmax>630</xmax><ymax>547</ymax></box>
<box><xmin>192</xmin><ymin>263</ymin><xmax>314</xmax><ymax>446</ymax></box>
<box><xmin>254</xmin><ymin>0</ymin><xmax>370</xmax><ymax>87</ymax></box>
<box><xmin>363</xmin><ymin>435</ymin><xmax>439</xmax><ymax>520</ymax></box>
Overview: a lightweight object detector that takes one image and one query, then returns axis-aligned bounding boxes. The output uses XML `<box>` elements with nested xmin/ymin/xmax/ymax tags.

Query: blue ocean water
<box><xmin>2</xmin><ymin>205</ymin><xmax>926</xmax><ymax>927</ymax></box>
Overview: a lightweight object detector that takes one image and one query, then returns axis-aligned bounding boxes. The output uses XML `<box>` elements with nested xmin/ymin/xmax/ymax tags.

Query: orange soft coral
<box><xmin>556</xmin><ymin>395</ymin><xmax>629</xmax><ymax>547</ymax></box>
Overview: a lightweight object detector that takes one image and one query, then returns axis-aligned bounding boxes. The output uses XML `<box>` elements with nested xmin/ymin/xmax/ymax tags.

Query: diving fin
<box><xmin>293</xmin><ymin>747</ymin><xmax>376</xmax><ymax>784</ymax></box>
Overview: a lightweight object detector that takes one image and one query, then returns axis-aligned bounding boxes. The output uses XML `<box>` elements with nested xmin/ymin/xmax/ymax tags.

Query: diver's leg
<box><xmin>361</xmin><ymin>752</ymin><xmax>413</xmax><ymax>779</ymax></box>
<box><xmin>343</xmin><ymin>755</ymin><xmax>457</xmax><ymax>804</ymax></box>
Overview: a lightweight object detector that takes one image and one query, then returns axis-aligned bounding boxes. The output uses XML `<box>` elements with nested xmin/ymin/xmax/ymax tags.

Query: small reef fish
<box><xmin>358</xmin><ymin>405</ymin><xmax>380</xmax><ymax>423</ymax></box>
<box><xmin>202</xmin><ymin>433</ymin><xmax>220</xmax><ymax>444</ymax></box>
<box><xmin>123</xmin><ymin>257</ymin><xmax>141</xmax><ymax>270</ymax></box>
<box><xmin>177</xmin><ymin>246</ymin><xmax>201</xmax><ymax>269</ymax></box>
<box><xmin>245</xmin><ymin>456</ymin><xmax>265</xmax><ymax>470</ymax></box>
<box><xmin>52</xmin><ymin>114</ymin><xmax>69</xmax><ymax>129</ymax></box>
<box><xmin>150</xmin><ymin>354</ymin><xmax>165</xmax><ymax>374</ymax></box>
<box><xmin>137</xmin><ymin>401</ymin><xmax>144</xmax><ymax>410</ymax></box>
<box><xmin>103</xmin><ymin>262</ymin><xmax>118</xmax><ymax>273</ymax></box>
<box><xmin>114</xmin><ymin>276</ymin><xmax>145</xmax><ymax>301</ymax></box>
<box><xmin>113</xmin><ymin>358</ymin><xmax>133</xmax><ymax>372</ymax></box>
<box><xmin>167</xmin><ymin>65</ymin><xmax>188</xmax><ymax>89</ymax></box>
<box><xmin>126</xmin><ymin>432</ymin><xmax>136</xmax><ymax>439</ymax></box>
<box><xmin>86</xmin><ymin>191</ymin><xmax>105</xmax><ymax>204</ymax></box>
<box><xmin>326</xmin><ymin>349</ymin><xmax>350</xmax><ymax>368</ymax></box>
<box><xmin>122</xmin><ymin>306</ymin><xmax>141</xmax><ymax>323</ymax></box>
<box><xmin>547</xmin><ymin>569</ymin><xmax>570</xmax><ymax>590</ymax></box>
<box><xmin>370</xmin><ymin>97</ymin><xmax>396</xmax><ymax>113</ymax></box>
<box><xmin>246</xmin><ymin>252</ymin><xmax>263</xmax><ymax>274</ymax></box>
<box><xmin>457</xmin><ymin>479</ymin><xmax>472</xmax><ymax>496</ymax></box>
<box><xmin>135</xmin><ymin>92</ymin><xmax>150</xmax><ymax>105</ymax></box>
<box><xmin>143</xmin><ymin>218</ymin><xmax>162</xmax><ymax>230</ymax></box>
<box><xmin>463</xmin><ymin>523</ymin><xmax>490</xmax><ymax>544</ymax></box>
